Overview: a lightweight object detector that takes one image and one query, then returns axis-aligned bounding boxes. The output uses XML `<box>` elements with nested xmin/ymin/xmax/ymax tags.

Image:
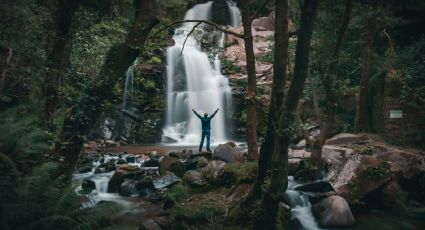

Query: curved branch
<box><xmin>156</xmin><ymin>20</ymin><xmax>244</xmax><ymax>38</ymax></box>
<box><xmin>180</xmin><ymin>22</ymin><xmax>202</xmax><ymax>56</ymax></box>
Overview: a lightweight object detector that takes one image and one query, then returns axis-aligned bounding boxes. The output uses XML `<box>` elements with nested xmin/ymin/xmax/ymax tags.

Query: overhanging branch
<box><xmin>156</xmin><ymin>20</ymin><xmax>244</xmax><ymax>38</ymax></box>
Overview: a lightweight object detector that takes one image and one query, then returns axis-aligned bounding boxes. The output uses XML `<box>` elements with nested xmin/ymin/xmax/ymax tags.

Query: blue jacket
<box><xmin>193</xmin><ymin>109</ymin><xmax>218</xmax><ymax>132</ymax></box>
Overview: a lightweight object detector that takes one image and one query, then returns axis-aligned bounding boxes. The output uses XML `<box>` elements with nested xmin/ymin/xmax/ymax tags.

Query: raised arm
<box><xmin>210</xmin><ymin>108</ymin><xmax>219</xmax><ymax>118</ymax></box>
<box><xmin>192</xmin><ymin>109</ymin><xmax>202</xmax><ymax>119</ymax></box>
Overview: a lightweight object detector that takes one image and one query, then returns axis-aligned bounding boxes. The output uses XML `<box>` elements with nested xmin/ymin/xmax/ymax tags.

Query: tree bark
<box><xmin>355</xmin><ymin>17</ymin><xmax>376</xmax><ymax>132</ymax></box>
<box><xmin>259</xmin><ymin>0</ymin><xmax>319</xmax><ymax>228</ymax></box>
<box><xmin>55</xmin><ymin>0</ymin><xmax>159</xmax><ymax>177</ymax></box>
<box><xmin>238</xmin><ymin>0</ymin><xmax>259</xmax><ymax>160</ymax></box>
<box><xmin>44</xmin><ymin>0</ymin><xmax>82</xmax><ymax>129</ymax></box>
<box><xmin>308</xmin><ymin>0</ymin><xmax>353</xmax><ymax>168</ymax></box>
<box><xmin>251</xmin><ymin>0</ymin><xmax>289</xmax><ymax>200</ymax></box>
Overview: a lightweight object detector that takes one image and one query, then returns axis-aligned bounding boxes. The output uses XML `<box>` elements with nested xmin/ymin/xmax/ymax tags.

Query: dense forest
<box><xmin>1</xmin><ymin>0</ymin><xmax>425</xmax><ymax>229</ymax></box>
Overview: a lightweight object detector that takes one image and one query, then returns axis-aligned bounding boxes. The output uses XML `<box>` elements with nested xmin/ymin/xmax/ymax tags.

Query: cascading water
<box><xmin>286</xmin><ymin>176</ymin><xmax>324</xmax><ymax>230</ymax></box>
<box><xmin>226</xmin><ymin>0</ymin><xmax>242</xmax><ymax>27</ymax></box>
<box><xmin>112</xmin><ymin>60</ymin><xmax>138</xmax><ymax>140</ymax></box>
<box><xmin>162</xmin><ymin>1</ymin><xmax>241</xmax><ymax>145</ymax></box>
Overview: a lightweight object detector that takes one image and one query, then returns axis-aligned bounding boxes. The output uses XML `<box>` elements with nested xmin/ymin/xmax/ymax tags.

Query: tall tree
<box><xmin>260</xmin><ymin>0</ymin><xmax>319</xmax><ymax>228</ymax></box>
<box><xmin>355</xmin><ymin>16</ymin><xmax>377</xmax><ymax>132</ymax></box>
<box><xmin>54</xmin><ymin>0</ymin><xmax>159</xmax><ymax>177</ymax></box>
<box><xmin>44</xmin><ymin>0</ymin><xmax>82</xmax><ymax>129</ymax></box>
<box><xmin>304</xmin><ymin>0</ymin><xmax>354</xmax><ymax>167</ymax></box>
<box><xmin>252</xmin><ymin>0</ymin><xmax>289</xmax><ymax>200</ymax></box>
<box><xmin>237</xmin><ymin>0</ymin><xmax>259</xmax><ymax>160</ymax></box>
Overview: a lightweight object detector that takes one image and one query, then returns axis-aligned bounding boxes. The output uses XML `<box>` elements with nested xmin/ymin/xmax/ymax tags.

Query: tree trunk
<box><xmin>309</xmin><ymin>0</ymin><xmax>353</xmax><ymax>168</ymax></box>
<box><xmin>238</xmin><ymin>0</ymin><xmax>258</xmax><ymax>160</ymax></box>
<box><xmin>355</xmin><ymin>17</ymin><xmax>376</xmax><ymax>132</ymax></box>
<box><xmin>44</xmin><ymin>0</ymin><xmax>82</xmax><ymax>129</ymax></box>
<box><xmin>251</xmin><ymin>0</ymin><xmax>289</xmax><ymax>201</ymax></box>
<box><xmin>55</xmin><ymin>0</ymin><xmax>159</xmax><ymax>177</ymax></box>
<box><xmin>259</xmin><ymin>0</ymin><xmax>319</xmax><ymax>228</ymax></box>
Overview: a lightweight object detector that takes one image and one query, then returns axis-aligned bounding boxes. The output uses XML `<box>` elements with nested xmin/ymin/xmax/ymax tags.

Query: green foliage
<box><xmin>222</xmin><ymin>58</ymin><xmax>241</xmax><ymax>74</ymax></box>
<box><xmin>165</xmin><ymin>183</ymin><xmax>190</xmax><ymax>203</ymax></box>
<box><xmin>174</xmin><ymin>200</ymin><xmax>225</xmax><ymax>227</ymax></box>
<box><xmin>398</xmin><ymin>36</ymin><xmax>425</xmax><ymax>109</ymax></box>
<box><xmin>257</xmin><ymin>49</ymin><xmax>274</xmax><ymax>63</ymax></box>
<box><xmin>222</xmin><ymin>162</ymin><xmax>258</xmax><ymax>185</ymax></box>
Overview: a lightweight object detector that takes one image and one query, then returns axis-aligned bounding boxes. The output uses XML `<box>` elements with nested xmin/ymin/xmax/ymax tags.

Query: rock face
<box><xmin>119</xmin><ymin>179</ymin><xmax>139</xmax><ymax>197</ymax></box>
<box><xmin>108</xmin><ymin>165</ymin><xmax>143</xmax><ymax>193</ymax></box>
<box><xmin>159</xmin><ymin>156</ymin><xmax>185</xmax><ymax>177</ymax></box>
<box><xmin>327</xmin><ymin>154</ymin><xmax>392</xmax><ymax>204</ymax></box>
<box><xmin>201</xmin><ymin>160</ymin><xmax>226</xmax><ymax>184</ymax></box>
<box><xmin>312</xmin><ymin>195</ymin><xmax>355</xmax><ymax>227</ymax></box>
<box><xmin>213</xmin><ymin>142</ymin><xmax>244</xmax><ymax>163</ymax></box>
<box><xmin>322</xmin><ymin>134</ymin><xmax>425</xmax><ymax>204</ymax></box>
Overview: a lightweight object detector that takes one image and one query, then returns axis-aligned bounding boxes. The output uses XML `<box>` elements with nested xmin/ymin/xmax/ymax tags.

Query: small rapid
<box><xmin>286</xmin><ymin>176</ymin><xmax>324</xmax><ymax>230</ymax></box>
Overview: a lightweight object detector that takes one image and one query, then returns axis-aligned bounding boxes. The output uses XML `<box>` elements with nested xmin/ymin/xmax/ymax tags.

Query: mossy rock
<box><xmin>222</xmin><ymin>162</ymin><xmax>258</xmax><ymax>186</ymax></box>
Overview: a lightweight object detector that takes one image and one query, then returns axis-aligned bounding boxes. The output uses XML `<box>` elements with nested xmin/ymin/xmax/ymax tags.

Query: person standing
<box><xmin>192</xmin><ymin>108</ymin><xmax>219</xmax><ymax>152</ymax></box>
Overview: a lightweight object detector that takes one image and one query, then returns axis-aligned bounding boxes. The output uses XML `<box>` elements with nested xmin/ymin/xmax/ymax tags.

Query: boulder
<box><xmin>152</xmin><ymin>172</ymin><xmax>180</xmax><ymax>189</ymax></box>
<box><xmin>82</xmin><ymin>179</ymin><xmax>96</xmax><ymax>191</ymax></box>
<box><xmin>213</xmin><ymin>142</ymin><xmax>244</xmax><ymax>163</ymax></box>
<box><xmin>148</xmin><ymin>151</ymin><xmax>159</xmax><ymax>158</ymax></box>
<box><xmin>187</xmin><ymin>156</ymin><xmax>209</xmax><ymax>170</ymax></box>
<box><xmin>183</xmin><ymin>170</ymin><xmax>205</xmax><ymax>187</ymax></box>
<box><xmin>201</xmin><ymin>160</ymin><xmax>227</xmax><ymax>184</ymax></box>
<box><xmin>143</xmin><ymin>158</ymin><xmax>160</xmax><ymax>167</ymax></box>
<box><xmin>108</xmin><ymin>165</ymin><xmax>143</xmax><ymax>193</ymax></box>
<box><xmin>159</xmin><ymin>156</ymin><xmax>185</xmax><ymax>177</ymax></box>
<box><xmin>119</xmin><ymin>179</ymin><xmax>139</xmax><ymax>197</ymax></box>
<box><xmin>312</xmin><ymin>195</ymin><xmax>355</xmax><ymax>227</ymax></box>
<box><xmin>77</xmin><ymin>165</ymin><xmax>92</xmax><ymax>173</ymax></box>
<box><xmin>327</xmin><ymin>154</ymin><xmax>392</xmax><ymax>204</ymax></box>
<box><xmin>169</xmin><ymin>149</ymin><xmax>191</xmax><ymax>159</ymax></box>
<box><xmin>125</xmin><ymin>154</ymin><xmax>137</xmax><ymax>163</ymax></box>
<box><xmin>293</xmin><ymin>180</ymin><xmax>334</xmax><ymax>193</ymax></box>
<box><xmin>94</xmin><ymin>162</ymin><xmax>116</xmax><ymax>174</ymax></box>
<box><xmin>293</xmin><ymin>139</ymin><xmax>306</xmax><ymax>150</ymax></box>
<box><xmin>189</xmin><ymin>151</ymin><xmax>212</xmax><ymax>160</ymax></box>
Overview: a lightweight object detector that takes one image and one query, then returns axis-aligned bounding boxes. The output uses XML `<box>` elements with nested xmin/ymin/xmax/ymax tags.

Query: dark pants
<box><xmin>199</xmin><ymin>130</ymin><xmax>211</xmax><ymax>152</ymax></box>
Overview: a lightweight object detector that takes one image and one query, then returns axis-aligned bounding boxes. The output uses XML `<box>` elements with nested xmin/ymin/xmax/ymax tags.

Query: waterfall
<box><xmin>162</xmin><ymin>1</ymin><xmax>240</xmax><ymax>145</ymax></box>
<box><xmin>112</xmin><ymin>60</ymin><xmax>138</xmax><ymax>141</ymax></box>
<box><xmin>286</xmin><ymin>176</ymin><xmax>324</xmax><ymax>230</ymax></box>
<box><xmin>226</xmin><ymin>0</ymin><xmax>242</xmax><ymax>27</ymax></box>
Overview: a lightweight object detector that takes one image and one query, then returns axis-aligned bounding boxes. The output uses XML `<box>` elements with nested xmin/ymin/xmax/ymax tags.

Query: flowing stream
<box><xmin>162</xmin><ymin>1</ymin><xmax>241</xmax><ymax>145</ymax></box>
<box><xmin>73</xmin><ymin>154</ymin><xmax>143</xmax><ymax>208</ymax></box>
<box><xmin>286</xmin><ymin>176</ymin><xmax>324</xmax><ymax>230</ymax></box>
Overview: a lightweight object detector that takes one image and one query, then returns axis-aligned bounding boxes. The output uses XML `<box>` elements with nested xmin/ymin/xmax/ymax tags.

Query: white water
<box><xmin>286</xmin><ymin>176</ymin><xmax>324</xmax><ymax>230</ymax></box>
<box><xmin>162</xmin><ymin>1</ymin><xmax>241</xmax><ymax>145</ymax></box>
<box><xmin>112</xmin><ymin>61</ymin><xmax>137</xmax><ymax>140</ymax></box>
<box><xmin>73</xmin><ymin>154</ymin><xmax>145</xmax><ymax>208</ymax></box>
<box><xmin>226</xmin><ymin>0</ymin><xmax>242</xmax><ymax>27</ymax></box>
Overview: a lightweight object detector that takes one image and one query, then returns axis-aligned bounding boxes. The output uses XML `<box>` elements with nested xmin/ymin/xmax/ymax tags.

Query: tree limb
<box><xmin>180</xmin><ymin>22</ymin><xmax>202</xmax><ymax>56</ymax></box>
<box><xmin>156</xmin><ymin>20</ymin><xmax>244</xmax><ymax>38</ymax></box>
